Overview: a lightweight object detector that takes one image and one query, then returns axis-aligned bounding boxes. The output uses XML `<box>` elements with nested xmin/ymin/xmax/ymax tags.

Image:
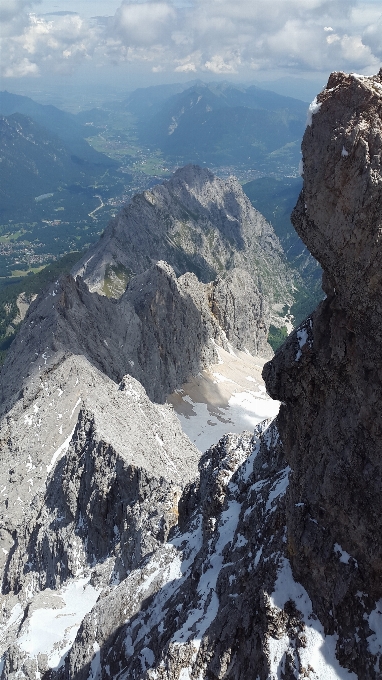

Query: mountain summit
<box><xmin>73</xmin><ymin>164</ymin><xmax>295</xmax><ymax>309</ymax></box>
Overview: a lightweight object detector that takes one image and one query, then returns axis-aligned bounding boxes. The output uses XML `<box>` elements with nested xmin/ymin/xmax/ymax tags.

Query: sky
<box><xmin>1</xmin><ymin>0</ymin><xmax>381</xmax><ymax>100</ymax></box>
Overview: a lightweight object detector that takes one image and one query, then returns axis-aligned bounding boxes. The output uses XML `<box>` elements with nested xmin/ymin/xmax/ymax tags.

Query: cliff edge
<box><xmin>264</xmin><ymin>69</ymin><xmax>382</xmax><ymax>675</ymax></box>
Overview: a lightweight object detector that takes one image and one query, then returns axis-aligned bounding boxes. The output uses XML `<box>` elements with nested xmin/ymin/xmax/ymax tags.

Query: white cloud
<box><xmin>0</xmin><ymin>0</ymin><xmax>37</xmax><ymax>23</ymax></box>
<box><xmin>174</xmin><ymin>62</ymin><xmax>197</xmax><ymax>72</ymax></box>
<box><xmin>204</xmin><ymin>54</ymin><xmax>241</xmax><ymax>74</ymax></box>
<box><xmin>1</xmin><ymin>0</ymin><xmax>381</xmax><ymax>79</ymax></box>
<box><xmin>113</xmin><ymin>1</ymin><xmax>176</xmax><ymax>46</ymax></box>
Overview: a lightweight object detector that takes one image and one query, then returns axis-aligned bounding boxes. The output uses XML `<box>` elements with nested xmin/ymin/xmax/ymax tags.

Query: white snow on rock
<box><xmin>18</xmin><ymin>577</ymin><xmax>101</xmax><ymax>669</ymax></box>
<box><xmin>295</xmin><ymin>319</ymin><xmax>313</xmax><ymax>362</ymax></box>
<box><xmin>119</xmin><ymin>515</ymin><xmax>204</xmax><ymax>674</ymax></box>
<box><xmin>333</xmin><ymin>543</ymin><xmax>357</xmax><ymax>566</ymax></box>
<box><xmin>265</xmin><ymin>467</ymin><xmax>291</xmax><ymax>512</ymax></box>
<box><xmin>366</xmin><ymin>598</ymin><xmax>382</xmax><ymax>662</ymax></box>
<box><xmin>307</xmin><ymin>97</ymin><xmax>322</xmax><ymax>126</ymax></box>
<box><xmin>268</xmin><ymin>558</ymin><xmax>357</xmax><ymax>679</ymax></box>
<box><xmin>168</xmin><ymin>349</ymin><xmax>279</xmax><ymax>452</ymax></box>
<box><xmin>46</xmin><ymin>428</ymin><xmax>75</xmax><ymax>475</ymax></box>
<box><xmin>171</xmin><ymin>499</ymin><xmax>242</xmax><ymax>650</ymax></box>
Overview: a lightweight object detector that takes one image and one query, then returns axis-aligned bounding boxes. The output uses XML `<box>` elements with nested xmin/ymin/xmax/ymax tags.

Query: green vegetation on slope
<box><xmin>268</xmin><ymin>324</ymin><xmax>289</xmax><ymax>351</ymax></box>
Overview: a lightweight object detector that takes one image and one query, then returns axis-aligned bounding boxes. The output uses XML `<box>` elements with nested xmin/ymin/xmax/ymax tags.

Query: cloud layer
<box><xmin>1</xmin><ymin>0</ymin><xmax>381</xmax><ymax>79</ymax></box>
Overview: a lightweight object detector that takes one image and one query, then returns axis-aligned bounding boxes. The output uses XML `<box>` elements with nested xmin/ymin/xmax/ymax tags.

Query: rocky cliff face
<box><xmin>263</xmin><ymin>69</ymin><xmax>382</xmax><ymax>676</ymax></box>
<box><xmin>0</xmin><ymin>225</ymin><xmax>273</xmax><ymax>675</ymax></box>
<box><xmin>72</xmin><ymin>164</ymin><xmax>295</xmax><ymax>311</ymax></box>
<box><xmin>0</xmin><ymin>260</ymin><xmax>271</xmax><ymax>416</ymax></box>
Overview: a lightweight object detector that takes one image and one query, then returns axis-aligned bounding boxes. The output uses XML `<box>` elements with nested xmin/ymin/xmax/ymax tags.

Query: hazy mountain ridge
<box><xmin>0</xmin><ymin>114</ymin><xmax>98</xmax><ymax>220</ymax></box>
<box><xmin>0</xmin><ymin>91</ymin><xmax>116</xmax><ymax>168</ymax></box>
<box><xmin>131</xmin><ymin>82</ymin><xmax>306</xmax><ymax>170</ymax></box>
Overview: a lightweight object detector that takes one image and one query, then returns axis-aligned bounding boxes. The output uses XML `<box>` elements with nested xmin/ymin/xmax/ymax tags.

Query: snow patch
<box><xmin>70</xmin><ymin>398</ymin><xmax>81</xmax><ymax>419</ymax></box>
<box><xmin>174</xmin><ymin>392</ymin><xmax>279</xmax><ymax>453</ymax></box>
<box><xmin>306</xmin><ymin>97</ymin><xmax>322</xmax><ymax>126</ymax></box>
<box><xmin>268</xmin><ymin>558</ymin><xmax>357</xmax><ymax>679</ymax></box>
<box><xmin>140</xmin><ymin>647</ymin><xmax>155</xmax><ymax>671</ymax></box>
<box><xmin>46</xmin><ymin>429</ymin><xmax>75</xmax><ymax>474</ymax></box>
<box><xmin>266</xmin><ymin>467</ymin><xmax>291</xmax><ymax>512</ymax></box>
<box><xmin>171</xmin><ymin>500</ymin><xmax>242</xmax><ymax>648</ymax></box>
<box><xmin>18</xmin><ymin>577</ymin><xmax>101</xmax><ymax>669</ymax></box>
<box><xmin>88</xmin><ymin>642</ymin><xmax>101</xmax><ymax>679</ymax></box>
<box><xmin>334</xmin><ymin>543</ymin><xmax>356</xmax><ymax>566</ymax></box>
<box><xmin>295</xmin><ymin>319</ymin><xmax>313</xmax><ymax>362</ymax></box>
<box><xmin>366</xmin><ymin>599</ymin><xmax>382</xmax><ymax>659</ymax></box>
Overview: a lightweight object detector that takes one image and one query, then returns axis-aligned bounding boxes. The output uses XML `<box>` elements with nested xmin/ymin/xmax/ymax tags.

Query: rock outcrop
<box><xmin>73</xmin><ymin>164</ymin><xmax>295</xmax><ymax>311</ymax></box>
<box><xmin>0</xmin><ymin>260</ymin><xmax>271</xmax><ymax>416</ymax></box>
<box><xmin>263</xmin><ymin>69</ymin><xmax>382</xmax><ymax>676</ymax></box>
<box><xmin>0</xmin><ymin>246</ymin><xmax>273</xmax><ymax>675</ymax></box>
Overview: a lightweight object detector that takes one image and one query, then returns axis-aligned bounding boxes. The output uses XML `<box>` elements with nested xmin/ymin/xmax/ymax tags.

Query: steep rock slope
<box><xmin>264</xmin><ymin>69</ymin><xmax>382</xmax><ymax>676</ymax></box>
<box><xmin>0</xmin><ymin>261</ymin><xmax>270</xmax><ymax>416</ymax></box>
<box><xmin>0</xmin><ymin>356</ymin><xmax>199</xmax><ymax>678</ymax></box>
<box><xmin>73</xmin><ymin>164</ymin><xmax>295</xmax><ymax>309</ymax></box>
<box><xmin>45</xmin><ymin>423</ymin><xmax>359</xmax><ymax>680</ymax></box>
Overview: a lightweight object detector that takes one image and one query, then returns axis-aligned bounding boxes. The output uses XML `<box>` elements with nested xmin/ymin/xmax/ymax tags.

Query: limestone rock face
<box><xmin>0</xmin><ymin>260</ymin><xmax>272</xmax><ymax>415</ymax></box>
<box><xmin>208</xmin><ymin>268</ymin><xmax>271</xmax><ymax>356</ymax></box>
<box><xmin>0</xmin><ymin>354</ymin><xmax>200</xmax><ymax>678</ymax></box>
<box><xmin>263</xmin><ymin>70</ymin><xmax>382</xmax><ymax>676</ymax></box>
<box><xmin>72</xmin><ymin>164</ymin><xmax>294</xmax><ymax>309</ymax></box>
<box><xmin>0</xmin><ymin>249</ymin><xmax>272</xmax><ymax>676</ymax></box>
<box><xmin>5</xmin><ymin>76</ymin><xmax>382</xmax><ymax>678</ymax></box>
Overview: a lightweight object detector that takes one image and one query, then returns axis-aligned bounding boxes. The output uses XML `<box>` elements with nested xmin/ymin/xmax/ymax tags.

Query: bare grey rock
<box><xmin>0</xmin><ymin>260</ymin><xmax>272</xmax><ymax>416</ymax></box>
<box><xmin>208</xmin><ymin>268</ymin><xmax>271</xmax><ymax>357</ymax></box>
<box><xmin>0</xmin><ymin>354</ymin><xmax>199</xmax><ymax>677</ymax></box>
<box><xmin>6</xmin><ymin>74</ymin><xmax>382</xmax><ymax>678</ymax></box>
<box><xmin>73</xmin><ymin>164</ymin><xmax>295</xmax><ymax>311</ymax></box>
<box><xmin>46</xmin><ymin>422</ymin><xmax>290</xmax><ymax>680</ymax></box>
<box><xmin>0</xmin><ymin>245</ymin><xmax>272</xmax><ymax>674</ymax></box>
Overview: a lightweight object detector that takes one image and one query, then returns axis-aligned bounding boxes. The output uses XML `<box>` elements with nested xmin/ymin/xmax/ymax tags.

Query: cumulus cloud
<box><xmin>1</xmin><ymin>9</ymin><xmax>101</xmax><ymax>77</ymax></box>
<box><xmin>1</xmin><ymin>0</ymin><xmax>381</xmax><ymax>79</ymax></box>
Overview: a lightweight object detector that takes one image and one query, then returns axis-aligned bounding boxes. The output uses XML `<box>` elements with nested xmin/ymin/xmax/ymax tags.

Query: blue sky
<box><xmin>1</xmin><ymin>0</ymin><xmax>381</xmax><ymax>89</ymax></box>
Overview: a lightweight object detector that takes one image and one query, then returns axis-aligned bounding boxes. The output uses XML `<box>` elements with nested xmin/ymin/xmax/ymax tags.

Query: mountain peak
<box><xmin>73</xmin><ymin>164</ymin><xmax>294</xmax><ymax>316</ymax></box>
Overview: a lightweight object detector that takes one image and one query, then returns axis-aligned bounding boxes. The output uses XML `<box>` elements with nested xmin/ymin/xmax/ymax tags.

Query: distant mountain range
<box><xmin>0</xmin><ymin>82</ymin><xmax>316</xmax><ymax>316</ymax></box>
<box><xmin>101</xmin><ymin>81</ymin><xmax>308</xmax><ymax>172</ymax></box>
<box><xmin>0</xmin><ymin>114</ymin><xmax>104</xmax><ymax>221</ymax></box>
<box><xmin>0</xmin><ymin>90</ymin><xmax>116</xmax><ymax>167</ymax></box>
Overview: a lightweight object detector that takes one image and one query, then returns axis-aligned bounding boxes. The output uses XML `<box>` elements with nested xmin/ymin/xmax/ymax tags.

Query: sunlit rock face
<box><xmin>264</xmin><ymin>69</ymin><xmax>382</xmax><ymax>676</ymax></box>
<box><xmin>72</xmin><ymin>163</ymin><xmax>295</xmax><ymax>313</ymax></box>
